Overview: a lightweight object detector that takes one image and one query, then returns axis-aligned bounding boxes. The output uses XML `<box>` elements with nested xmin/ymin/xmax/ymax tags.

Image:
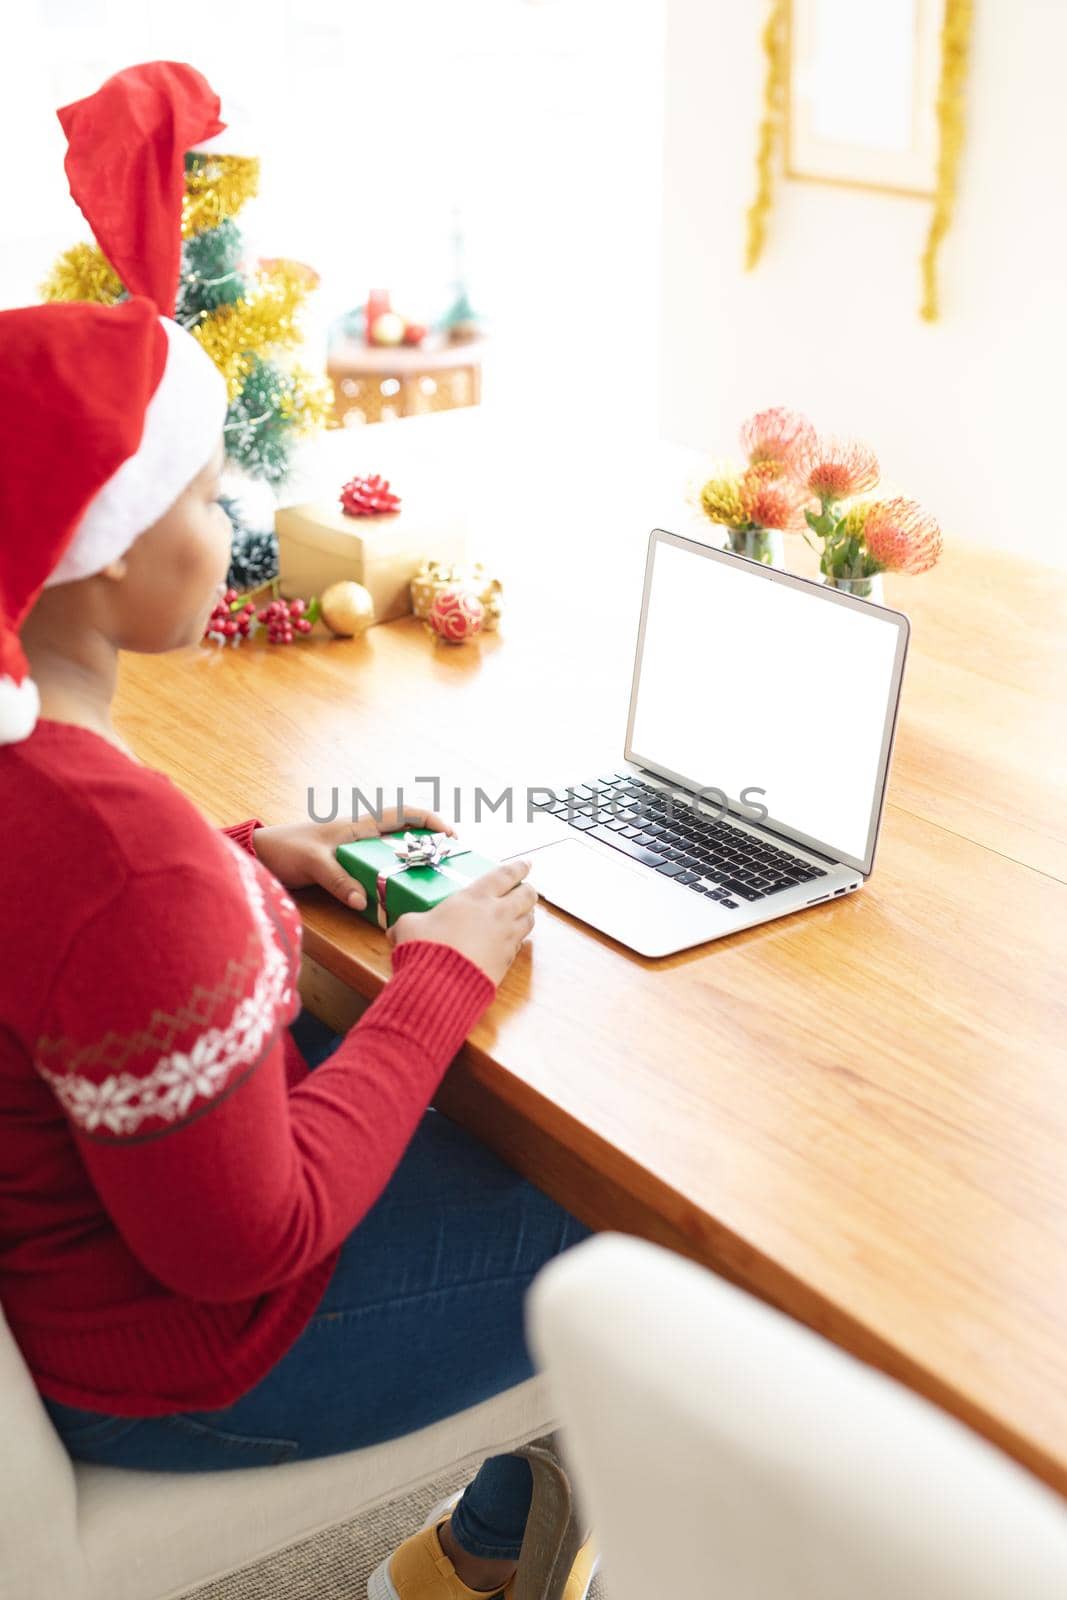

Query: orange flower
<box><xmin>740</xmin><ymin>406</ymin><xmax>816</xmax><ymax>470</ymax></box>
<box><xmin>796</xmin><ymin>435</ymin><xmax>880</xmax><ymax>502</ymax></box>
<box><xmin>863</xmin><ymin>498</ymin><xmax>942</xmax><ymax>574</ymax></box>
<box><xmin>740</xmin><ymin>466</ymin><xmax>808</xmax><ymax>532</ymax></box>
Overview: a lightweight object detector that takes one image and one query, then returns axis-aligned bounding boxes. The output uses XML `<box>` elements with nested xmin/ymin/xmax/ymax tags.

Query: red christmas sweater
<box><xmin>0</xmin><ymin>721</ymin><xmax>494</xmax><ymax>1415</ymax></box>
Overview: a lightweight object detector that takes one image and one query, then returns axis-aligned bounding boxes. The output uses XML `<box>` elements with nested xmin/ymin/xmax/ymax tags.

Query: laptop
<box><xmin>497</xmin><ymin>528</ymin><xmax>910</xmax><ymax>958</ymax></box>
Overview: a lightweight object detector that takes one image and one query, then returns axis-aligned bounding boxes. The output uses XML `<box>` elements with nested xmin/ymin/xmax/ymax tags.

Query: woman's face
<box><xmin>110</xmin><ymin>440</ymin><xmax>232</xmax><ymax>652</ymax></box>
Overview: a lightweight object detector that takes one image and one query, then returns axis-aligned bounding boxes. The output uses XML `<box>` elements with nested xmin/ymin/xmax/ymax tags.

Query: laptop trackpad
<box><xmin>526</xmin><ymin>837</ymin><xmax>718</xmax><ymax>958</ymax></box>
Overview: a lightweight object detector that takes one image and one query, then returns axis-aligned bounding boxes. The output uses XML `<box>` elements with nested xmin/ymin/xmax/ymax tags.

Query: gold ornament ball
<box><xmin>370</xmin><ymin>311</ymin><xmax>406</xmax><ymax>347</ymax></box>
<box><xmin>320</xmin><ymin>580</ymin><xmax>375</xmax><ymax>637</ymax></box>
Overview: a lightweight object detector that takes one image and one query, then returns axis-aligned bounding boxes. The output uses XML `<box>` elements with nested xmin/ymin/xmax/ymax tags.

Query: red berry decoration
<box><xmin>255</xmin><ymin>595</ymin><xmax>321</xmax><ymax>643</ymax></box>
<box><xmin>204</xmin><ymin>589</ymin><xmax>320</xmax><ymax>647</ymax></box>
<box><xmin>428</xmin><ymin>587</ymin><xmax>484</xmax><ymax>643</ymax></box>
<box><xmin>203</xmin><ymin>592</ymin><xmax>257</xmax><ymax>646</ymax></box>
<box><xmin>339</xmin><ymin>473</ymin><xmax>402</xmax><ymax>518</ymax></box>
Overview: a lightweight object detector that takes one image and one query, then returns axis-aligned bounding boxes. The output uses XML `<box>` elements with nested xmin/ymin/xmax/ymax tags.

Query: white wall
<box><xmin>1</xmin><ymin>0</ymin><xmax>664</xmax><ymax>442</ymax></box>
<box><xmin>659</xmin><ymin>0</ymin><xmax>1067</xmax><ymax>563</ymax></box>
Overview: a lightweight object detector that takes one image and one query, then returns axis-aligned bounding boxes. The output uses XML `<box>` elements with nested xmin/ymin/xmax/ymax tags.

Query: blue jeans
<box><xmin>42</xmin><ymin>1013</ymin><xmax>591</xmax><ymax>1560</ymax></box>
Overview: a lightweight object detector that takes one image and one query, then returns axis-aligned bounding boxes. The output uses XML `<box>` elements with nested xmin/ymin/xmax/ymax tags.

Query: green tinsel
<box><xmin>224</xmin><ymin>356</ymin><xmax>302</xmax><ymax>486</ymax></box>
<box><xmin>176</xmin><ymin>219</ymin><xmax>246</xmax><ymax>322</ymax></box>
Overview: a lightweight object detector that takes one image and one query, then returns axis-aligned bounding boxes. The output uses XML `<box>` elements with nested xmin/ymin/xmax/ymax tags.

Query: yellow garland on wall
<box><xmin>919</xmin><ymin>0</ymin><xmax>975</xmax><ymax>321</ymax></box>
<box><xmin>744</xmin><ymin>0</ymin><xmax>788</xmax><ymax>270</ymax></box>
<box><xmin>744</xmin><ymin>0</ymin><xmax>975</xmax><ymax>320</ymax></box>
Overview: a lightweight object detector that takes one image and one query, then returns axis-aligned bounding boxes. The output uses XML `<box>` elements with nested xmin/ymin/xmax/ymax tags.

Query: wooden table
<box><xmin>114</xmin><ymin>426</ymin><xmax>1067</xmax><ymax>1499</ymax></box>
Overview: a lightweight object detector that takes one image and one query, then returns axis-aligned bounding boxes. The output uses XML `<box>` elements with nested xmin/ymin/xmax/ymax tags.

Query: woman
<box><xmin>0</xmin><ymin>72</ymin><xmax>593</xmax><ymax>1600</ymax></box>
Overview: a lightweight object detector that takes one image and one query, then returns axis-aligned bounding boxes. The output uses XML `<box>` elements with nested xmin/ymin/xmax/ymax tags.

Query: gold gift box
<box><xmin>411</xmin><ymin>561</ymin><xmax>503</xmax><ymax>631</ymax></box>
<box><xmin>275</xmin><ymin>502</ymin><xmax>466</xmax><ymax>623</ymax></box>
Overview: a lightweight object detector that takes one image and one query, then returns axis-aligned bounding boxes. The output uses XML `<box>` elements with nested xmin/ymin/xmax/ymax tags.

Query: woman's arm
<box><xmin>220</xmin><ymin>819</ymin><xmax>262</xmax><ymax>855</ymax></box>
<box><xmin>35</xmin><ymin>854</ymin><xmax>493</xmax><ymax>1304</ymax></box>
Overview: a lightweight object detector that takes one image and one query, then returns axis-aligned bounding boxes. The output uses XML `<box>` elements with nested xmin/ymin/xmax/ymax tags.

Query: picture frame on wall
<box><xmin>786</xmin><ymin>0</ymin><xmax>942</xmax><ymax>198</ymax></box>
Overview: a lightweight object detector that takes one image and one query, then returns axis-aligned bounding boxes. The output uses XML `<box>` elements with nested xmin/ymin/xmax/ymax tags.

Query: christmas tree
<box><xmin>42</xmin><ymin>126</ymin><xmax>331</xmax><ymax>589</ymax></box>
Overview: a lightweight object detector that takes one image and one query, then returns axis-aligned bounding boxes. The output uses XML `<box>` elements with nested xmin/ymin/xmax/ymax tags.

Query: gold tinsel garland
<box><xmin>182</xmin><ymin>153</ymin><xmax>261</xmax><ymax>239</ymax></box>
<box><xmin>38</xmin><ymin>147</ymin><xmax>331</xmax><ymax>457</ymax></box>
<box><xmin>280</xmin><ymin>366</ymin><xmax>335</xmax><ymax>436</ymax></box>
<box><xmin>191</xmin><ymin>261</ymin><xmax>310</xmax><ymax>399</ymax></box>
<box><xmin>744</xmin><ymin>0</ymin><xmax>974</xmax><ymax>320</ymax></box>
<box><xmin>744</xmin><ymin>0</ymin><xmax>788</xmax><ymax>271</ymax></box>
<box><xmin>40</xmin><ymin>155</ymin><xmax>263</xmax><ymax>304</ymax></box>
<box><xmin>40</xmin><ymin>241</ymin><xmax>123</xmax><ymax>305</ymax></box>
<box><xmin>920</xmin><ymin>0</ymin><xmax>975</xmax><ymax>321</ymax></box>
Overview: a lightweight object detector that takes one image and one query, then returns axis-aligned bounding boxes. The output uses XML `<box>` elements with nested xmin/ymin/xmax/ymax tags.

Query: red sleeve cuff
<box><xmin>363</xmin><ymin>939</ymin><xmax>496</xmax><ymax>1065</ymax></box>
<box><xmin>221</xmin><ymin>820</ymin><xmax>264</xmax><ymax>856</ymax></box>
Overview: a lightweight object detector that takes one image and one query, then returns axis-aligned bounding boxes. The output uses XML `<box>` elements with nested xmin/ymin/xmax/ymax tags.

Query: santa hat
<box><xmin>0</xmin><ymin>63</ymin><xmax>230</xmax><ymax>746</ymax></box>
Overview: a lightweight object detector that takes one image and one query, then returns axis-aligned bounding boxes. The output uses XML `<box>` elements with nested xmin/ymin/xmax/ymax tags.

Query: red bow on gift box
<box><xmin>339</xmin><ymin>474</ymin><xmax>401</xmax><ymax>518</ymax></box>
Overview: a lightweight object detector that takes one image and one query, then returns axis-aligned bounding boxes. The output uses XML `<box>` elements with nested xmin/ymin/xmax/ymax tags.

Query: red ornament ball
<box><xmin>428</xmin><ymin>588</ymin><xmax>484</xmax><ymax>643</ymax></box>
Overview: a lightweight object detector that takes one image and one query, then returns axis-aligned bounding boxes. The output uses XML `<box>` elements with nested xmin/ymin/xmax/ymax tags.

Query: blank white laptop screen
<box><xmin>627</xmin><ymin>536</ymin><xmax>905</xmax><ymax>870</ymax></box>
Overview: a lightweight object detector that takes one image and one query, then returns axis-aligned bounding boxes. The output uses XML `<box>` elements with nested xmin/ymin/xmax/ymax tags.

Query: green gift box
<box><xmin>335</xmin><ymin>829</ymin><xmax>498</xmax><ymax>929</ymax></box>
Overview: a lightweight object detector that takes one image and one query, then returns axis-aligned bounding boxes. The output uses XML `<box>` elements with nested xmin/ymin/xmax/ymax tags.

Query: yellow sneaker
<box><xmin>367</xmin><ymin>1496</ymin><xmax>597</xmax><ymax>1600</ymax></box>
<box><xmin>367</xmin><ymin>1513</ymin><xmax>510</xmax><ymax>1600</ymax></box>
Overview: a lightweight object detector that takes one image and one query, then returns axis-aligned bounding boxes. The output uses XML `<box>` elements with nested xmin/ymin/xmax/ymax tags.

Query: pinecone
<box><xmin>226</xmin><ymin>527</ymin><xmax>280</xmax><ymax>592</ymax></box>
<box><xmin>339</xmin><ymin>473</ymin><xmax>402</xmax><ymax>517</ymax></box>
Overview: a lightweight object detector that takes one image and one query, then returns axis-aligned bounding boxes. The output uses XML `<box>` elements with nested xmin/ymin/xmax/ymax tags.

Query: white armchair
<box><xmin>0</xmin><ymin>1303</ymin><xmax>554</xmax><ymax>1600</ymax></box>
<box><xmin>527</xmin><ymin>1234</ymin><xmax>1067</xmax><ymax>1600</ymax></box>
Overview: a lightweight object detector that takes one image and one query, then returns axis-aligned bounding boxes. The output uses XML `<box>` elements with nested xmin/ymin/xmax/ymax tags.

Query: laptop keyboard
<box><xmin>534</xmin><ymin>773</ymin><xmax>828</xmax><ymax>912</ymax></box>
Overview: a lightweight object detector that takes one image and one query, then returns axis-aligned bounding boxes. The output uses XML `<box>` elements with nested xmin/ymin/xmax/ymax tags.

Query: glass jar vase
<box><xmin>821</xmin><ymin>572</ymin><xmax>885</xmax><ymax>603</ymax></box>
<box><xmin>724</xmin><ymin>527</ymin><xmax>784</xmax><ymax>567</ymax></box>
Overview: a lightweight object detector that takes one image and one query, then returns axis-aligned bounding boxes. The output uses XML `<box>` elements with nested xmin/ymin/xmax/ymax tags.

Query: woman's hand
<box><xmin>251</xmin><ymin>808</ymin><xmax>455</xmax><ymax>911</ymax></box>
<box><xmin>390</xmin><ymin>860</ymin><xmax>536</xmax><ymax>986</ymax></box>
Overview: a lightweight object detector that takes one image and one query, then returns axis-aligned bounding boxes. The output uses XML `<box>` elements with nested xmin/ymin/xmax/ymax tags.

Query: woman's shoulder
<box><xmin>0</xmin><ymin>720</ymin><xmax>225</xmax><ymax>891</ymax></box>
<box><xmin>0</xmin><ymin>722</ymin><xmax>265</xmax><ymax>1041</ymax></box>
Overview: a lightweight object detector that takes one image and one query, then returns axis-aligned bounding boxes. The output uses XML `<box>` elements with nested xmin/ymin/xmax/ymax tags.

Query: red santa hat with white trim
<box><xmin>0</xmin><ymin>61</ymin><xmax>231</xmax><ymax>745</ymax></box>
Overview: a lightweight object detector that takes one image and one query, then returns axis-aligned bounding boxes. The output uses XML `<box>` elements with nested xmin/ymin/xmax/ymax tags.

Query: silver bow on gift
<box><xmin>373</xmin><ymin>832</ymin><xmax>471</xmax><ymax>930</ymax></box>
<box><xmin>388</xmin><ymin>831</ymin><xmax>457</xmax><ymax>869</ymax></box>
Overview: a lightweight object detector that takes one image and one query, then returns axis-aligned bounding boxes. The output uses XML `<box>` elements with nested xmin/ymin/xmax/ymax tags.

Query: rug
<box><xmin>185</xmin><ymin>1461</ymin><xmax>606</xmax><ymax>1599</ymax></box>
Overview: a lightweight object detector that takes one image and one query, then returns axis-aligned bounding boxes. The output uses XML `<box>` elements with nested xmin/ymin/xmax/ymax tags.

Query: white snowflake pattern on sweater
<box><xmin>37</xmin><ymin>841</ymin><xmax>298</xmax><ymax>1136</ymax></box>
